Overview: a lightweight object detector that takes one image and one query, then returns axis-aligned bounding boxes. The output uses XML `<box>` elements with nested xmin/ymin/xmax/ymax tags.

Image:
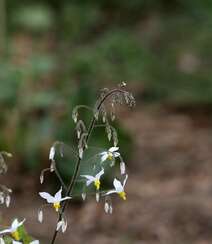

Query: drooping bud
<box><xmin>120</xmin><ymin>161</ymin><xmax>126</xmax><ymax>175</ymax></box>
<box><xmin>109</xmin><ymin>204</ymin><xmax>113</xmax><ymax>214</ymax></box>
<box><xmin>81</xmin><ymin>192</ymin><xmax>86</xmax><ymax>201</ymax></box>
<box><xmin>0</xmin><ymin>192</ymin><xmax>4</xmax><ymax>204</ymax></box>
<box><xmin>5</xmin><ymin>195</ymin><xmax>10</xmax><ymax>207</ymax></box>
<box><xmin>56</xmin><ymin>220</ymin><xmax>63</xmax><ymax>231</ymax></box>
<box><xmin>38</xmin><ymin>209</ymin><xmax>43</xmax><ymax>223</ymax></box>
<box><xmin>62</xmin><ymin>218</ymin><xmax>67</xmax><ymax>233</ymax></box>
<box><xmin>96</xmin><ymin>192</ymin><xmax>100</xmax><ymax>202</ymax></box>
<box><xmin>104</xmin><ymin>202</ymin><xmax>109</xmax><ymax>213</ymax></box>
<box><xmin>40</xmin><ymin>171</ymin><xmax>44</xmax><ymax>184</ymax></box>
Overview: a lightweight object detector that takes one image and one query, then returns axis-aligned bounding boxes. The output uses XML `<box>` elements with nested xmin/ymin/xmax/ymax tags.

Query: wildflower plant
<box><xmin>38</xmin><ymin>83</ymin><xmax>135</xmax><ymax>243</ymax></box>
<box><xmin>0</xmin><ymin>152</ymin><xmax>39</xmax><ymax>244</ymax></box>
<box><xmin>0</xmin><ymin>152</ymin><xmax>13</xmax><ymax>207</ymax></box>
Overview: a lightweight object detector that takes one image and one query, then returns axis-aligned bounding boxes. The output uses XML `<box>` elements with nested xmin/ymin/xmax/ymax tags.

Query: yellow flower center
<box><xmin>53</xmin><ymin>202</ymin><xmax>61</xmax><ymax>212</ymax></box>
<box><xmin>94</xmin><ymin>179</ymin><xmax>100</xmax><ymax>190</ymax></box>
<box><xmin>107</xmin><ymin>152</ymin><xmax>113</xmax><ymax>160</ymax></box>
<box><xmin>118</xmin><ymin>191</ymin><xmax>126</xmax><ymax>200</ymax></box>
<box><xmin>11</xmin><ymin>230</ymin><xmax>20</xmax><ymax>240</ymax></box>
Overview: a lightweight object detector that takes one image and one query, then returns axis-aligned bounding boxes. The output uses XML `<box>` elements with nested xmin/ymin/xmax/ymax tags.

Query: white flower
<box><xmin>39</xmin><ymin>187</ymin><xmax>71</xmax><ymax>212</ymax></box>
<box><xmin>106</xmin><ymin>175</ymin><xmax>128</xmax><ymax>200</ymax></box>
<box><xmin>81</xmin><ymin>168</ymin><xmax>104</xmax><ymax>191</ymax></box>
<box><xmin>49</xmin><ymin>146</ymin><xmax>55</xmax><ymax>161</ymax></box>
<box><xmin>0</xmin><ymin>219</ymin><xmax>25</xmax><ymax>241</ymax></box>
<box><xmin>100</xmin><ymin>147</ymin><xmax>120</xmax><ymax>162</ymax></box>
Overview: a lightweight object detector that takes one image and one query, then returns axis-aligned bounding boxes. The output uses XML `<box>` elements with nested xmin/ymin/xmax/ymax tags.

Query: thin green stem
<box><xmin>50</xmin><ymin>88</ymin><xmax>125</xmax><ymax>244</ymax></box>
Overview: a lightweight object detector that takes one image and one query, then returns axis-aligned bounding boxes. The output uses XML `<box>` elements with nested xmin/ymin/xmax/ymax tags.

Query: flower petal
<box><xmin>113</xmin><ymin>178</ymin><xmax>123</xmax><ymax>192</ymax></box>
<box><xmin>105</xmin><ymin>190</ymin><xmax>117</xmax><ymax>195</ymax></box>
<box><xmin>0</xmin><ymin>229</ymin><xmax>11</xmax><ymax>235</ymax></box>
<box><xmin>95</xmin><ymin>168</ymin><xmax>104</xmax><ymax>180</ymax></box>
<box><xmin>39</xmin><ymin>192</ymin><xmax>55</xmax><ymax>203</ymax></box>
<box><xmin>54</xmin><ymin>187</ymin><xmax>62</xmax><ymax>201</ymax></box>
<box><xmin>11</xmin><ymin>219</ymin><xmax>19</xmax><ymax>229</ymax></box>
<box><xmin>109</xmin><ymin>147</ymin><xmax>119</xmax><ymax>152</ymax></box>
<box><xmin>80</xmin><ymin>175</ymin><xmax>95</xmax><ymax>181</ymax></box>
<box><xmin>101</xmin><ymin>153</ymin><xmax>108</xmax><ymax>162</ymax></box>
<box><xmin>113</xmin><ymin>152</ymin><xmax>120</xmax><ymax>157</ymax></box>
<box><xmin>60</xmin><ymin>196</ymin><xmax>71</xmax><ymax>202</ymax></box>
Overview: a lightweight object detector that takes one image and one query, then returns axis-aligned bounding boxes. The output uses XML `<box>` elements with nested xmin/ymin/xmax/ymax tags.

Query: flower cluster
<box><xmin>0</xmin><ymin>152</ymin><xmax>40</xmax><ymax>243</ymax></box>
<box><xmin>37</xmin><ymin>85</ymin><xmax>135</xmax><ymax>243</ymax></box>
<box><xmin>0</xmin><ymin>219</ymin><xmax>39</xmax><ymax>244</ymax></box>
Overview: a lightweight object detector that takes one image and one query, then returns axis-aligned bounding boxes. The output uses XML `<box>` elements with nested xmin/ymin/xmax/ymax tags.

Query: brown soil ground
<box><xmin>2</xmin><ymin>107</ymin><xmax>212</xmax><ymax>244</ymax></box>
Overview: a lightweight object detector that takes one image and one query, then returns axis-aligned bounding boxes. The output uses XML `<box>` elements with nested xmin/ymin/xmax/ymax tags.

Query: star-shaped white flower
<box><xmin>0</xmin><ymin>219</ymin><xmax>25</xmax><ymax>241</ymax></box>
<box><xmin>39</xmin><ymin>187</ymin><xmax>71</xmax><ymax>212</ymax></box>
<box><xmin>100</xmin><ymin>147</ymin><xmax>120</xmax><ymax>162</ymax></box>
<box><xmin>106</xmin><ymin>175</ymin><xmax>128</xmax><ymax>200</ymax></box>
<box><xmin>81</xmin><ymin>168</ymin><xmax>104</xmax><ymax>190</ymax></box>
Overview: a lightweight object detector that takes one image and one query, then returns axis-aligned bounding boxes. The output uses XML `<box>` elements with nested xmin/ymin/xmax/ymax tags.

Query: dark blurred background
<box><xmin>1</xmin><ymin>0</ymin><xmax>212</xmax><ymax>243</ymax></box>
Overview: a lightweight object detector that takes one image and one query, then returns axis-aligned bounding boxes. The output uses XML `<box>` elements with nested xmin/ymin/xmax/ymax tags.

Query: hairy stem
<box><xmin>50</xmin><ymin>88</ymin><xmax>125</xmax><ymax>244</ymax></box>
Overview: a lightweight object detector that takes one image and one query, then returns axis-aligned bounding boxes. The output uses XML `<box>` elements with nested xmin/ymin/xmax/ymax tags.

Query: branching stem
<box><xmin>50</xmin><ymin>88</ymin><xmax>125</xmax><ymax>244</ymax></box>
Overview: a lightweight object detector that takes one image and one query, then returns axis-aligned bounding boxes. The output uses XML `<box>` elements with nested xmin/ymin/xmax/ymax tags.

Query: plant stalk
<box><xmin>50</xmin><ymin>88</ymin><xmax>125</xmax><ymax>244</ymax></box>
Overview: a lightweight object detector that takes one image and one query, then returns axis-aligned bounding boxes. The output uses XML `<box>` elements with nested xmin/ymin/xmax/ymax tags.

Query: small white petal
<box><xmin>113</xmin><ymin>152</ymin><xmax>120</xmax><ymax>157</ymax></box>
<box><xmin>120</xmin><ymin>162</ymin><xmax>126</xmax><ymax>175</ymax></box>
<box><xmin>109</xmin><ymin>147</ymin><xmax>119</xmax><ymax>153</ymax></box>
<box><xmin>60</xmin><ymin>196</ymin><xmax>71</xmax><ymax>202</ymax></box>
<box><xmin>105</xmin><ymin>190</ymin><xmax>117</xmax><ymax>195</ymax></box>
<box><xmin>101</xmin><ymin>153</ymin><xmax>108</xmax><ymax>162</ymax></box>
<box><xmin>38</xmin><ymin>209</ymin><xmax>43</xmax><ymax>223</ymax></box>
<box><xmin>113</xmin><ymin>178</ymin><xmax>123</xmax><ymax>192</ymax></box>
<box><xmin>49</xmin><ymin>147</ymin><xmax>55</xmax><ymax>161</ymax></box>
<box><xmin>11</xmin><ymin>219</ymin><xmax>19</xmax><ymax>229</ymax></box>
<box><xmin>0</xmin><ymin>229</ymin><xmax>11</xmax><ymax>235</ymax></box>
<box><xmin>81</xmin><ymin>175</ymin><xmax>95</xmax><ymax>181</ymax></box>
<box><xmin>11</xmin><ymin>218</ymin><xmax>25</xmax><ymax>232</ymax></box>
<box><xmin>39</xmin><ymin>192</ymin><xmax>55</xmax><ymax>203</ymax></box>
<box><xmin>54</xmin><ymin>187</ymin><xmax>62</xmax><ymax>202</ymax></box>
<box><xmin>95</xmin><ymin>168</ymin><xmax>104</xmax><ymax>180</ymax></box>
<box><xmin>12</xmin><ymin>241</ymin><xmax>22</xmax><ymax>244</ymax></box>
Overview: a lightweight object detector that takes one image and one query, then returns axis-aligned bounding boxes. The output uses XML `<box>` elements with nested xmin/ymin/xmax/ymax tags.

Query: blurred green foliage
<box><xmin>1</xmin><ymin>0</ymin><xmax>212</xmax><ymax>173</ymax></box>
